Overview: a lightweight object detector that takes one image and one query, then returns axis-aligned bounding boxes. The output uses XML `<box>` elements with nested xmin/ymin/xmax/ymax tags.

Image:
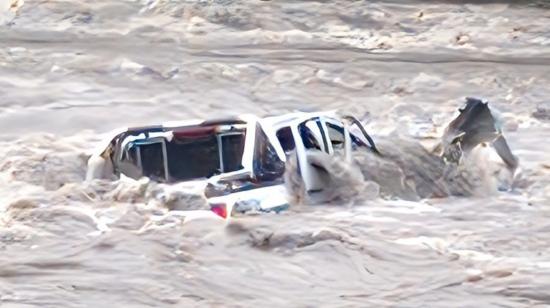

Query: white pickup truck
<box><xmin>86</xmin><ymin>111</ymin><xmax>379</xmax><ymax>217</ymax></box>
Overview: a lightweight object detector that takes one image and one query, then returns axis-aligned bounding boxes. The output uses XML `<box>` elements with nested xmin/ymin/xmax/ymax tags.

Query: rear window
<box><xmin>220</xmin><ymin>133</ymin><xmax>246</xmax><ymax>172</ymax></box>
<box><xmin>166</xmin><ymin>135</ymin><xmax>220</xmax><ymax>180</ymax></box>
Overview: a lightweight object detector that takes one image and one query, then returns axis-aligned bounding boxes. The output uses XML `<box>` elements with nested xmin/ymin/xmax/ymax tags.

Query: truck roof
<box><xmin>261</xmin><ymin>110</ymin><xmax>338</xmax><ymax>129</ymax></box>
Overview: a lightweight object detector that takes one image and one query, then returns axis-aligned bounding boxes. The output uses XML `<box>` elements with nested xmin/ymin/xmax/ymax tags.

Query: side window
<box><xmin>276</xmin><ymin>126</ymin><xmax>296</xmax><ymax>155</ymax></box>
<box><xmin>326</xmin><ymin>123</ymin><xmax>345</xmax><ymax>151</ymax></box>
<box><xmin>299</xmin><ymin>123</ymin><xmax>322</xmax><ymax>150</ymax></box>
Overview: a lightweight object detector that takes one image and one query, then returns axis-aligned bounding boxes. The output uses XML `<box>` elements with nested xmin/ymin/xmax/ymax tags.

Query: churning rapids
<box><xmin>1</xmin><ymin>1</ymin><xmax>550</xmax><ymax>307</ymax></box>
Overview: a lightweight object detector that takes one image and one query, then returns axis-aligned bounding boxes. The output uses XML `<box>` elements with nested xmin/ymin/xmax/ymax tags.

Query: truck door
<box><xmin>322</xmin><ymin>119</ymin><xmax>353</xmax><ymax>163</ymax></box>
<box><xmin>292</xmin><ymin>118</ymin><xmax>331</xmax><ymax>193</ymax></box>
<box><xmin>292</xmin><ymin>117</ymin><xmax>356</xmax><ymax>196</ymax></box>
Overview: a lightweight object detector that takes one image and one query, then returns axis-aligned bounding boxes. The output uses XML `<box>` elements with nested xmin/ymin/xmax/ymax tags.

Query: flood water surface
<box><xmin>1</xmin><ymin>1</ymin><xmax>550</xmax><ymax>307</ymax></box>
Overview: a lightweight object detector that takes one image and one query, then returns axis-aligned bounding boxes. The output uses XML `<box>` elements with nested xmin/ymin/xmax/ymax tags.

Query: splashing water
<box><xmin>1</xmin><ymin>0</ymin><xmax>550</xmax><ymax>306</ymax></box>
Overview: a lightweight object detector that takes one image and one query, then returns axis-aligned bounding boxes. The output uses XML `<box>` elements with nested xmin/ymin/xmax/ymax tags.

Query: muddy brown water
<box><xmin>1</xmin><ymin>1</ymin><xmax>550</xmax><ymax>307</ymax></box>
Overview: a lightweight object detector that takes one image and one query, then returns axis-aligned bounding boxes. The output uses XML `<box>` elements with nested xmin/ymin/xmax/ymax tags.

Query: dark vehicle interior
<box><xmin>117</xmin><ymin>123</ymin><xmax>247</xmax><ymax>182</ymax></box>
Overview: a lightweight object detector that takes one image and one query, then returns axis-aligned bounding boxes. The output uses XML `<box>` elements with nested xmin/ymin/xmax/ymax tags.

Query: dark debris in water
<box><xmin>532</xmin><ymin>102</ymin><xmax>550</xmax><ymax>121</ymax></box>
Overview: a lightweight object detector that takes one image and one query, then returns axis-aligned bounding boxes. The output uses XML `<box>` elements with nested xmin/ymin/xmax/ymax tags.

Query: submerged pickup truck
<box><xmin>86</xmin><ymin>111</ymin><xmax>378</xmax><ymax>217</ymax></box>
